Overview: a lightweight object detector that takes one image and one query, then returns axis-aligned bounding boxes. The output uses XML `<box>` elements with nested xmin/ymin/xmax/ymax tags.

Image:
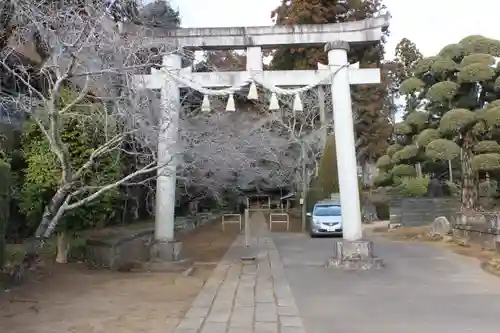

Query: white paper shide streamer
<box><xmin>226</xmin><ymin>94</ymin><xmax>236</xmax><ymax>112</ymax></box>
<box><xmin>293</xmin><ymin>93</ymin><xmax>303</xmax><ymax>112</ymax></box>
<box><xmin>201</xmin><ymin>94</ymin><xmax>211</xmax><ymax>112</ymax></box>
<box><xmin>247</xmin><ymin>81</ymin><xmax>258</xmax><ymax>100</ymax></box>
<box><xmin>268</xmin><ymin>92</ymin><xmax>279</xmax><ymax>111</ymax></box>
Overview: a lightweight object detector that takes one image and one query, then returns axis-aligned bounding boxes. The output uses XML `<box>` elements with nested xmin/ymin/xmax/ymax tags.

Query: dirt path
<box><xmin>0</xmin><ymin>218</ymin><xmax>239</xmax><ymax>333</ymax></box>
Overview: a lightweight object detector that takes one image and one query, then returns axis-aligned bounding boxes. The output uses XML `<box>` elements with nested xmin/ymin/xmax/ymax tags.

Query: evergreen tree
<box><xmin>307</xmin><ymin>135</ymin><xmax>338</xmax><ymax>211</ymax></box>
<box><xmin>269</xmin><ymin>0</ymin><xmax>392</xmax><ymax>175</ymax></box>
<box><xmin>376</xmin><ymin>35</ymin><xmax>500</xmax><ymax>211</ymax></box>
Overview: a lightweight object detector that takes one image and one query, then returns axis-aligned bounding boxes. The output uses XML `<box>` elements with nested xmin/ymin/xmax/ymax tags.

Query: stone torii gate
<box><xmin>134</xmin><ymin>15</ymin><xmax>390</xmax><ymax>265</ymax></box>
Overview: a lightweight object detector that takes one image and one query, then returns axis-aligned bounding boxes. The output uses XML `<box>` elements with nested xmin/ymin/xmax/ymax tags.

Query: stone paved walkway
<box><xmin>174</xmin><ymin>211</ymin><xmax>305</xmax><ymax>333</ymax></box>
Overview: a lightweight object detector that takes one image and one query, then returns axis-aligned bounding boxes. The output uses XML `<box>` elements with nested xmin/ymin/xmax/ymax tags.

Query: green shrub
<box><xmin>19</xmin><ymin>90</ymin><xmax>123</xmax><ymax>233</ymax></box>
<box><xmin>395</xmin><ymin>176</ymin><xmax>430</xmax><ymax>197</ymax></box>
<box><xmin>391</xmin><ymin>164</ymin><xmax>417</xmax><ymax>177</ymax></box>
<box><xmin>445</xmin><ymin>181</ymin><xmax>460</xmax><ymax>197</ymax></box>
<box><xmin>373</xmin><ymin>172</ymin><xmax>392</xmax><ymax>187</ymax></box>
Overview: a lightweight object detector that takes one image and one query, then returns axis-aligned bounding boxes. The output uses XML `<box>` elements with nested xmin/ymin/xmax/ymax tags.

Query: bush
<box><xmin>391</xmin><ymin>164</ymin><xmax>417</xmax><ymax>178</ymax></box>
<box><xmin>445</xmin><ymin>181</ymin><xmax>460</xmax><ymax>197</ymax></box>
<box><xmin>373</xmin><ymin>172</ymin><xmax>392</xmax><ymax>187</ymax></box>
<box><xmin>19</xmin><ymin>95</ymin><xmax>123</xmax><ymax>233</ymax></box>
<box><xmin>395</xmin><ymin>176</ymin><xmax>430</xmax><ymax>197</ymax></box>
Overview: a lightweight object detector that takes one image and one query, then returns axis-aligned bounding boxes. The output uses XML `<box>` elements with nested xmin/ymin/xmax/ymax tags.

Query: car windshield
<box><xmin>313</xmin><ymin>205</ymin><xmax>341</xmax><ymax>216</ymax></box>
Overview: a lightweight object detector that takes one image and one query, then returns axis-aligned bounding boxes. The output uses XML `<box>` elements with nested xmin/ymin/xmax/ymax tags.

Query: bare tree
<box><xmin>0</xmin><ymin>0</ymin><xmax>277</xmax><ymax>278</ymax></box>
<box><xmin>0</xmin><ymin>0</ymin><xmax>335</xmax><ymax>280</ymax></box>
<box><xmin>234</xmin><ymin>87</ymin><xmax>332</xmax><ymax>227</ymax></box>
<box><xmin>270</xmin><ymin>90</ymin><xmax>332</xmax><ymax>229</ymax></box>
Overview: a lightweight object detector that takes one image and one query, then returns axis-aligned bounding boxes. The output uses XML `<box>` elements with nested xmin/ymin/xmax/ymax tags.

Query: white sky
<box><xmin>170</xmin><ymin>0</ymin><xmax>500</xmax><ymax>60</ymax></box>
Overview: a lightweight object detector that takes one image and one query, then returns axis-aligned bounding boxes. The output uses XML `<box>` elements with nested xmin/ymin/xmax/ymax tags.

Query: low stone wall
<box><xmin>452</xmin><ymin>212</ymin><xmax>500</xmax><ymax>252</ymax></box>
<box><xmin>390</xmin><ymin>197</ymin><xmax>460</xmax><ymax>227</ymax></box>
<box><xmin>86</xmin><ymin>212</ymin><xmax>222</xmax><ymax>270</ymax></box>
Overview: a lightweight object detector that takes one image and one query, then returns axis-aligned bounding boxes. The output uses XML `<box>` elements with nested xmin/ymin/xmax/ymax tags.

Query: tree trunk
<box><xmin>448</xmin><ymin>160</ymin><xmax>453</xmax><ymax>182</ymax></box>
<box><xmin>362</xmin><ymin>160</ymin><xmax>376</xmax><ymax>188</ymax></box>
<box><xmin>415</xmin><ymin>163</ymin><xmax>423</xmax><ymax>178</ymax></box>
<box><xmin>55</xmin><ymin>231</ymin><xmax>70</xmax><ymax>264</ymax></box>
<box><xmin>460</xmin><ymin>138</ymin><xmax>478</xmax><ymax>212</ymax></box>
<box><xmin>9</xmin><ymin>187</ymin><xmax>69</xmax><ymax>284</ymax></box>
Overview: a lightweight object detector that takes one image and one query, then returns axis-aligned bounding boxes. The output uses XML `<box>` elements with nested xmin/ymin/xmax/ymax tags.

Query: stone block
<box><xmin>256</xmin><ymin>290</ymin><xmax>275</xmax><ymax>303</ymax></box>
<box><xmin>185</xmin><ymin>307</ymin><xmax>210</xmax><ymax>318</ymax></box>
<box><xmin>200</xmin><ymin>322</ymin><xmax>227</xmax><ymax>333</ymax></box>
<box><xmin>279</xmin><ymin>316</ymin><xmax>303</xmax><ymax>327</ymax></box>
<box><xmin>254</xmin><ymin>322</ymin><xmax>278</xmax><ymax>333</ymax></box>
<box><xmin>255</xmin><ymin>302</ymin><xmax>277</xmax><ymax>322</ymax></box>
<box><xmin>206</xmin><ymin>309</ymin><xmax>231</xmax><ymax>322</ymax></box>
<box><xmin>277</xmin><ymin>306</ymin><xmax>299</xmax><ymax>316</ymax></box>
<box><xmin>230</xmin><ymin>306</ymin><xmax>254</xmax><ymax>327</ymax></box>
<box><xmin>142</xmin><ymin>240</ymin><xmax>193</xmax><ymax>272</ymax></box>
<box><xmin>228</xmin><ymin>328</ymin><xmax>253</xmax><ymax>333</ymax></box>
<box><xmin>280</xmin><ymin>327</ymin><xmax>306</xmax><ymax>333</ymax></box>
<box><xmin>86</xmin><ymin>228</ymin><xmax>153</xmax><ymax>270</ymax></box>
<box><xmin>150</xmin><ymin>240</ymin><xmax>184</xmax><ymax>261</ymax></box>
<box><xmin>176</xmin><ymin>317</ymin><xmax>204</xmax><ymax>330</ymax></box>
<box><xmin>327</xmin><ymin>240</ymin><xmax>384</xmax><ymax>270</ymax></box>
<box><xmin>430</xmin><ymin>216</ymin><xmax>452</xmax><ymax>236</ymax></box>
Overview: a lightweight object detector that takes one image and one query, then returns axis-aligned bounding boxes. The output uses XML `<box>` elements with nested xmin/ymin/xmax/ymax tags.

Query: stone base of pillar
<box><xmin>143</xmin><ymin>240</ymin><xmax>192</xmax><ymax>272</ymax></box>
<box><xmin>326</xmin><ymin>240</ymin><xmax>384</xmax><ymax>270</ymax></box>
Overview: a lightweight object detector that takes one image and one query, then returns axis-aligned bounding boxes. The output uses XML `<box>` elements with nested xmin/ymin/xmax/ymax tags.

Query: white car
<box><xmin>307</xmin><ymin>200</ymin><xmax>343</xmax><ymax>237</ymax></box>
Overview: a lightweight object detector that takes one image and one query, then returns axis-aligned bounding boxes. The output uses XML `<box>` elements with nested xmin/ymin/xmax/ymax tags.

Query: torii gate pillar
<box><xmin>326</xmin><ymin>41</ymin><xmax>362</xmax><ymax>242</ymax></box>
<box><xmin>326</xmin><ymin>40</ymin><xmax>383</xmax><ymax>269</ymax></box>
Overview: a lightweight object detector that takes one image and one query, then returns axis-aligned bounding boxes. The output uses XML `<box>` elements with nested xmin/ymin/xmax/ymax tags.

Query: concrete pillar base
<box><xmin>143</xmin><ymin>240</ymin><xmax>192</xmax><ymax>272</ymax></box>
<box><xmin>326</xmin><ymin>240</ymin><xmax>384</xmax><ymax>270</ymax></box>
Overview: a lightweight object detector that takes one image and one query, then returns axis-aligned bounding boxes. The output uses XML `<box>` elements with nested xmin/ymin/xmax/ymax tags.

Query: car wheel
<box><xmin>310</xmin><ymin>232</ymin><xmax>317</xmax><ymax>238</ymax></box>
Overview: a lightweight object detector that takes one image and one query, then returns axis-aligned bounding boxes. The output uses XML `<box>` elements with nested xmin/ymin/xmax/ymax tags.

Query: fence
<box><xmin>269</xmin><ymin>213</ymin><xmax>290</xmax><ymax>231</ymax></box>
<box><xmin>221</xmin><ymin>214</ymin><xmax>242</xmax><ymax>231</ymax></box>
<box><xmin>452</xmin><ymin>211</ymin><xmax>500</xmax><ymax>251</ymax></box>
